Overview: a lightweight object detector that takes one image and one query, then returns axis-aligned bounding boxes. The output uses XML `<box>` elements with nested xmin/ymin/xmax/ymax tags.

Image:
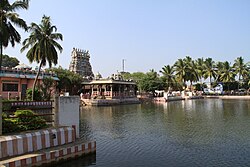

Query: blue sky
<box><xmin>5</xmin><ymin>0</ymin><xmax>250</xmax><ymax>77</ymax></box>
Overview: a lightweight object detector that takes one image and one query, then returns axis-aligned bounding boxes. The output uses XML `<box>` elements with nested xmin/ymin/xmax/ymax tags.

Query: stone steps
<box><xmin>0</xmin><ymin>127</ymin><xmax>75</xmax><ymax>160</ymax></box>
<box><xmin>0</xmin><ymin>139</ymin><xmax>96</xmax><ymax>167</ymax></box>
<box><xmin>0</xmin><ymin>127</ymin><xmax>96</xmax><ymax>167</ymax></box>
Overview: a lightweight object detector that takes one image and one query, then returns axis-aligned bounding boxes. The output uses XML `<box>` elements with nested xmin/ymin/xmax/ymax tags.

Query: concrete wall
<box><xmin>0</xmin><ymin>127</ymin><xmax>75</xmax><ymax>160</ymax></box>
<box><xmin>83</xmin><ymin>98</ymin><xmax>140</xmax><ymax>106</ymax></box>
<box><xmin>57</xmin><ymin>96</ymin><xmax>80</xmax><ymax>138</ymax></box>
<box><xmin>1</xmin><ymin>141</ymin><xmax>96</xmax><ymax>167</ymax></box>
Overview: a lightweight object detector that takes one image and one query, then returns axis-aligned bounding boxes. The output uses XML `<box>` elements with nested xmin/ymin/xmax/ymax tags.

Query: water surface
<box><xmin>58</xmin><ymin>99</ymin><xmax>250</xmax><ymax>167</ymax></box>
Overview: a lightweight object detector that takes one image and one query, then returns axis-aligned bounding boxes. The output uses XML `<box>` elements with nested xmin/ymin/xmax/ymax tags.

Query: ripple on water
<box><xmin>58</xmin><ymin>99</ymin><xmax>250</xmax><ymax>167</ymax></box>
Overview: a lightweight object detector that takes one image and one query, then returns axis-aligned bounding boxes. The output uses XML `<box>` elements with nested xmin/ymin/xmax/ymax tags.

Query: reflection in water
<box><xmin>57</xmin><ymin>99</ymin><xmax>250</xmax><ymax>167</ymax></box>
<box><xmin>56</xmin><ymin>153</ymin><xmax>96</xmax><ymax>167</ymax></box>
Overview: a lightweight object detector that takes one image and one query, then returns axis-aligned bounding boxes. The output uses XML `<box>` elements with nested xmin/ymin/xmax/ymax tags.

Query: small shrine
<box><xmin>81</xmin><ymin>72</ymin><xmax>137</xmax><ymax>100</ymax></box>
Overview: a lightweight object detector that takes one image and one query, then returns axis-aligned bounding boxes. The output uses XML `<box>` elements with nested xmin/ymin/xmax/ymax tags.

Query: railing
<box><xmin>90</xmin><ymin>91</ymin><xmax>136</xmax><ymax>99</ymax></box>
<box><xmin>3</xmin><ymin>100</ymin><xmax>54</xmax><ymax>125</ymax></box>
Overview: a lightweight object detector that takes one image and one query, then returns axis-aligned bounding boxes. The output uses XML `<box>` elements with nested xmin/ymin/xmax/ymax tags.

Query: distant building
<box><xmin>0</xmin><ymin>67</ymin><xmax>59</xmax><ymax>99</ymax></box>
<box><xmin>80</xmin><ymin>72</ymin><xmax>140</xmax><ymax>106</ymax></box>
<box><xmin>69</xmin><ymin>48</ymin><xmax>94</xmax><ymax>79</ymax></box>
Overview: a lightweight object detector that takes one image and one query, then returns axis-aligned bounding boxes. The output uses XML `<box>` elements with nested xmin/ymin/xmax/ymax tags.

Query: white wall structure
<box><xmin>56</xmin><ymin>96</ymin><xmax>80</xmax><ymax>138</ymax></box>
<box><xmin>0</xmin><ymin>127</ymin><xmax>75</xmax><ymax>159</ymax></box>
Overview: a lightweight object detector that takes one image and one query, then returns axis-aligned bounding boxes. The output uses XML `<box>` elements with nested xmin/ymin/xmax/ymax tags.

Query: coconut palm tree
<box><xmin>190</xmin><ymin>61</ymin><xmax>199</xmax><ymax>87</ymax></box>
<box><xmin>203</xmin><ymin>58</ymin><xmax>217</xmax><ymax>86</ymax></box>
<box><xmin>215</xmin><ymin>61</ymin><xmax>224</xmax><ymax>82</ymax></box>
<box><xmin>195</xmin><ymin>58</ymin><xmax>205</xmax><ymax>83</ymax></box>
<box><xmin>0</xmin><ymin>0</ymin><xmax>29</xmax><ymax>70</ymax></box>
<box><xmin>233</xmin><ymin>56</ymin><xmax>249</xmax><ymax>82</ymax></box>
<box><xmin>174</xmin><ymin>58</ymin><xmax>187</xmax><ymax>85</ymax></box>
<box><xmin>160</xmin><ymin>65</ymin><xmax>176</xmax><ymax>91</ymax></box>
<box><xmin>184</xmin><ymin>56</ymin><xmax>199</xmax><ymax>90</ymax></box>
<box><xmin>219</xmin><ymin>61</ymin><xmax>235</xmax><ymax>90</ymax></box>
<box><xmin>21</xmin><ymin>15</ymin><xmax>63</xmax><ymax>100</ymax></box>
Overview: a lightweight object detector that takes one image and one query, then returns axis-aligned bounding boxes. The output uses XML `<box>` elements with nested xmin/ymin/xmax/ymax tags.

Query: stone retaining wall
<box><xmin>0</xmin><ymin>127</ymin><xmax>75</xmax><ymax>159</ymax></box>
<box><xmin>83</xmin><ymin>98</ymin><xmax>140</xmax><ymax>106</ymax></box>
<box><xmin>1</xmin><ymin>141</ymin><xmax>96</xmax><ymax>167</ymax></box>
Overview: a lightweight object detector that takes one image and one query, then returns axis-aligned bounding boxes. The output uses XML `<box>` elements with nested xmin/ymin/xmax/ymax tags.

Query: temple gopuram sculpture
<box><xmin>69</xmin><ymin>48</ymin><xmax>94</xmax><ymax>79</ymax></box>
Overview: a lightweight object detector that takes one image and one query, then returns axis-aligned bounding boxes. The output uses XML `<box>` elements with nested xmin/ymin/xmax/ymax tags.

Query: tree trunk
<box><xmin>238</xmin><ymin>74</ymin><xmax>241</xmax><ymax>90</ymax></box>
<box><xmin>209</xmin><ymin>76</ymin><xmax>212</xmax><ymax>88</ymax></box>
<box><xmin>190</xmin><ymin>81</ymin><xmax>193</xmax><ymax>91</ymax></box>
<box><xmin>32</xmin><ymin>61</ymin><xmax>43</xmax><ymax>101</ymax></box>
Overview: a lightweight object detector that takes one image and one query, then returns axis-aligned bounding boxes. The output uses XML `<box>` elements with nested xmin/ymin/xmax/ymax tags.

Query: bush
<box><xmin>2</xmin><ymin>112</ymin><xmax>20</xmax><ymax>134</ymax></box>
<box><xmin>2</xmin><ymin>110</ymin><xmax>48</xmax><ymax>134</ymax></box>
<box><xmin>2</xmin><ymin>118</ymin><xmax>19</xmax><ymax>134</ymax></box>
<box><xmin>15</xmin><ymin>110</ymin><xmax>48</xmax><ymax>131</ymax></box>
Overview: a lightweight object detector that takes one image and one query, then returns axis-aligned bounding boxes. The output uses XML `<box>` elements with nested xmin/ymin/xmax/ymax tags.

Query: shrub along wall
<box><xmin>2</xmin><ymin>110</ymin><xmax>48</xmax><ymax>134</ymax></box>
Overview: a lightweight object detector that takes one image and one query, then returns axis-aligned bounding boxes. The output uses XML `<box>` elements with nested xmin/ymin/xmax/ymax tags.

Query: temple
<box><xmin>81</xmin><ymin>73</ymin><xmax>139</xmax><ymax>106</ymax></box>
<box><xmin>69</xmin><ymin>48</ymin><xmax>94</xmax><ymax>79</ymax></box>
<box><xmin>69</xmin><ymin>47</ymin><xmax>139</xmax><ymax>105</ymax></box>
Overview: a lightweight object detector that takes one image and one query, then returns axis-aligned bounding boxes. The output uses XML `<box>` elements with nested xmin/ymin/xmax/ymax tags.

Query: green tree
<box><xmin>2</xmin><ymin>54</ymin><xmax>19</xmax><ymax>67</ymax></box>
<box><xmin>38</xmin><ymin>77</ymin><xmax>55</xmax><ymax>100</ymax></box>
<box><xmin>48</xmin><ymin>67</ymin><xmax>83</xmax><ymax>95</ymax></box>
<box><xmin>26</xmin><ymin>88</ymin><xmax>42</xmax><ymax>101</ymax></box>
<box><xmin>174</xmin><ymin>58</ymin><xmax>187</xmax><ymax>84</ymax></box>
<box><xmin>120</xmin><ymin>72</ymin><xmax>131</xmax><ymax>80</ymax></box>
<box><xmin>233</xmin><ymin>56</ymin><xmax>249</xmax><ymax>82</ymax></box>
<box><xmin>121</xmin><ymin>71</ymin><xmax>146</xmax><ymax>92</ymax></box>
<box><xmin>140</xmin><ymin>69</ymin><xmax>164</xmax><ymax>93</ymax></box>
<box><xmin>160</xmin><ymin>65</ymin><xmax>176</xmax><ymax>91</ymax></box>
<box><xmin>68</xmin><ymin>72</ymin><xmax>84</xmax><ymax>94</ymax></box>
<box><xmin>0</xmin><ymin>0</ymin><xmax>28</xmax><ymax>70</ymax></box>
<box><xmin>49</xmin><ymin>67</ymin><xmax>71</xmax><ymax>93</ymax></box>
<box><xmin>219</xmin><ymin>61</ymin><xmax>235</xmax><ymax>90</ymax></box>
<box><xmin>21</xmin><ymin>15</ymin><xmax>63</xmax><ymax>100</ymax></box>
<box><xmin>203</xmin><ymin>58</ymin><xmax>217</xmax><ymax>85</ymax></box>
<box><xmin>195</xmin><ymin>58</ymin><xmax>205</xmax><ymax>83</ymax></box>
<box><xmin>214</xmin><ymin>61</ymin><xmax>225</xmax><ymax>83</ymax></box>
<box><xmin>184</xmin><ymin>56</ymin><xmax>199</xmax><ymax>89</ymax></box>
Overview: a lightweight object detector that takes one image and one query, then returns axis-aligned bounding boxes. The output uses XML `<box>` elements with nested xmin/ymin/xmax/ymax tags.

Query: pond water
<box><xmin>58</xmin><ymin>99</ymin><xmax>250</xmax><ymax>167</ymax></box>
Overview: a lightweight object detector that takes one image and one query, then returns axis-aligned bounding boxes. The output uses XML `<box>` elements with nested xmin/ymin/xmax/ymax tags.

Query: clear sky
<box><xmin>5</xmin><ymin>0</ymin><xmax>250</xmax><ymax>77</ymax></box>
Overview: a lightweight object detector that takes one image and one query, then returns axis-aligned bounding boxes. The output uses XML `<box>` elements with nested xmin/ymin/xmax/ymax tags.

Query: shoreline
<box><xmin>152</xmin><ymin>95</ymin><xmax>250</xmax><ymax>103</ymax></box>
<box><xmin>204</xmin><ymin>95</ymin><xmax>250</xmax><ymax>99</ymax></box>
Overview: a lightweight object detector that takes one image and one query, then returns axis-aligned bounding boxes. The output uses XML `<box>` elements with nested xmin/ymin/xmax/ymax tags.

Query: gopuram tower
<box><xmin>69</xmin><ymin>48</ymin><xmax>94</xmax><ymax>79</ymax></box>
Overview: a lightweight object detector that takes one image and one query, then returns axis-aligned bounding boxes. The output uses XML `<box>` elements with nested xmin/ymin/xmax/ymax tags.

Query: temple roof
<box><xmin>83</xmin><ymin>79</ymin><xmax>136</xmax><ymax>85</ymax></box>
<box><xmin>0</xmin><ymin>69</ymin><xmax>59</xmax><ymax>81</ymax></box>
<box><xmin>14</xmin><ymin>63</ymin><xmax>32</xmax><ymax>70</ymax></box>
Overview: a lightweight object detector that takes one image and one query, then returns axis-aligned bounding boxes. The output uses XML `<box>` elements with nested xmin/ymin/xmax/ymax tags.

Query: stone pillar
<box><xmin>133</xmin><ymin>85</ymin><xmax>135</xmax><ymax>96</ymax></box>
<box><xmin>91</xmin><ymin>85</ymin><xmax>94</xmax><ymax>98</ymax></box>
<box><xmin>124</xmin><ymin>85</ymin><xmax>126</xmax><ymax>97</ymax></box>
<box><xmin>110</xmin><ymin>85</ymin><xmax>113</xmax><ymax>99</ymax></box>
<box><xmin>131</xmin><ymin>85</ymin><xmax>135</xmax><ymax>97</ymax></box>
<box><xmin>58</xmin><ymin>96</ymin><xmax>80</xmax><ymax>138</ymax></box>
<box><xmin>118</xmin><ymin>85</ymin><xmax>121</xmax><ymax>99</ymax></box>
<box><xmin>53</xmin><ymin>94</ymin><xmax>59</xmax><ymax>127</ymax></box>
<box><xmin>98</xmin><ymin>85</ymin><xmax>102</xmax><ymax>96</ymax></box>
<box><xmin>128</xmin><ymin>85</ymin><xmax>131</xmax><ymax>97</ymax></box>
<box><xmin>0</xmin><ymin>96</ymin><xmax>2</xmax><ymax>135</ymax></box>
<box><xmin>104</xmin><ymin>85</ymin><xmax>107</xmax><ymax>97</ymax></box>
<box><xmin>96</xmin><ymin>85</ymin><xmax>99</xmax><ymax>96</ymax></box>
